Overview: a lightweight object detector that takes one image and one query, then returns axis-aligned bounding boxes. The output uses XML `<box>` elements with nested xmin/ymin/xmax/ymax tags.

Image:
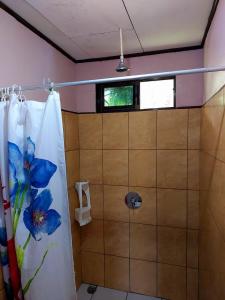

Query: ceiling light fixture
<box><xmin>115</xmin><ymin>28</ymin><xmax>130</xmax><ymax>72</ymax></box>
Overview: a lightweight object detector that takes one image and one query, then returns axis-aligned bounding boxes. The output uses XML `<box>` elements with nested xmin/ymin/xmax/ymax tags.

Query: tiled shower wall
<box><xmin>62</xmin><ymin>111</ymin><xmax>82</xmax><ymax>289</ymax></box>
<box><xmin>0</xmin><ymin>108</ymin><xmax>200</xmax><ymax>300</ymax></box>
<box><xmin>199</xmin><ymin>86</ymin><xmax>225</xmax><ymax>299</ymax></box>
<box><xmin>78</xmin><ymin>109</ymin><xmax>200</xmax><ymax>300</ymax></box>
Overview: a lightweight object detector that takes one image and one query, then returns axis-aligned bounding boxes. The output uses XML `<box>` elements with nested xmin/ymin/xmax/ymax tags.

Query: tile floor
<box><xmin>77</xmin><ymin>284</ymin><xmax>167</xmax><ymax>300</ymax></box>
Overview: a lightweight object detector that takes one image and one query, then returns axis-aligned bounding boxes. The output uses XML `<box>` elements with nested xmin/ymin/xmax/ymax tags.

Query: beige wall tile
<box><xmin>188</xmin><ymin>190</ymin><xmax>199</xmax><ymax>229</ymax></box>
<box><xmin>78</xmin><ymin>114</ymin><xmax>102</xmax><ymax>149</ymax></box>
<box><xmin>187</xmin><ymin>229</ymin><xmax>199</xmax><ymax>268</ymax></box>
<box><xmin>199</xmin><ymin>151</ymin><xmax>215</xmax><ymax>191</ymax></box>
<box><xmin>130</xmin><ymin>259</ymin><xmax>157</xmax><ymax>296</ymax></box>
<box><xmin>68</xmin><ymin>187</ymin><xmax>79</xmax><ymax>224</ymax></box>
<box><xmin>199</xmin><ymin>211</ymin><xmax>225</xmax><ymax>300</ymax></box>
<box><xmin>157</xmin><ymin>150</ymin><xmax>187</xmax><ymax>189</ymax></box>
<box><xmin>130</xmin><ymin>224</ymin><xmax>156</xmax><ymax>261</ymax></box>
<box><xmin>158</xmin><ymin>226</ymin><xmax>187</xmax><ymax>266</ymax></box>
<box><xmin>62</xmin><ymin>111</ymin><xmax>66</xmax><ymax>130</ymax></box>
<box><xmin>62</xmin><ymin>111</ymin><xmax>67</xmax><ymax>148</ymax></box>
<box><xmin>71</xmin><ymin>222</ymin><xmax>81</xmax><ymax>256</ymax></box>
<box><xmin>129</xmin><ymin>187</ymin><xmax>156</xmax><ymax>225</ymax></box>
<box><xmin>104</xmin><ymin>220</ymin><xmax>129</xmax><ymax>257</ymax></box>
<box><xmin>201</xmin><ymin>90</ymin><xmax>224</xmax><ymax>156</ymax></box>
<box><xmin>64</xmin><ymin>112</ymin><xmax>79</xmax><ymax>151</ymax></box>
<box><xmin>74</xmin><ymin>251</ymin><xmax>82</xmax><ymax>289</ymax></box>
<box><xmin>157</xmin><ymin>263</ymin><xmax>186</xmax><ymax>300</ymax></box>
<box><xmin>103</xmin><ymin>150</ymin><xmax>128</xmax><ymax>185</ymax></box>
<box><xmin>157</xmin><ymin>188</ymin><xmax>187</xmax><ymax>228</ymax></box>
<box><xmin>188</xmin><ymin>108</ymin><xmax>201</xmax><ymax>149</ymax></box>
<box><xmin>104</xmin><ymin>185</ymin><xmax>129</xmax><ymax>222</ymax></box>
<box><xmin>80</xmin><ymin>150</ymin><xmax>102</xmax><ymax>184</ymax></box>
<box><xmin>103</xmin><ymin>113</ymin><xmax>128</xmax><ymax>149</ymax></box>
<box><xmin>129</xmin><ymin>150</ymin><xmax>156</xmax><ymax>187</ymax></box>
<box><xmin>217</xmin><ymin>102</ymin><xmax>225</xmax><ymax>162</ymax></box>
<box><xmin>105</xmin><ymin>255</ymin><xmax>129</xmax><ymax>291</ymax></box>
<box><xmin>157</xmin><ymin>109</ymin><xmax>188</xmax><ymax>149</ymax></box>
<box><xmin>187</xmin><ymin>268</ymin><xmax>198</xmax><ymax>300</ymax></box>
<box><xmin>199</xmin><ymin>269</ymin><xmax>214</xmax><ymax>300</ymax></box>
<box><xmin>90</xmin><ymin>185</ymin><xmax>103</xmax><ymax>219</ymax></box>
<box><xmin>207</xmin><ymin>160</ymin><xmax>225</xmax><ymax>239</ymax></box>
<box><xmin>81</xmin><ymin>251</ymin><xmax>104</xmax><ymax>285</ymax></box>
<box><xmin>188</xmin><ymin>150</ymin><xmax>200</xmax><ymax>190</ymax></box>
<box><xmin>129</xmin><ymin>111</ymin><xmax>156</xmax><ymax>149</ymax></box>
<box><xmin>66</xmin><ymin>150</ymin><xmax>80</xmax><ymax>188</ymax></box>
<box><xmin>199</xmin><ymin>210</ymin><xmax>225</xmax><ymax>273</ymax></box>
<box><xmin>81</xmin><ymin>219</ymin><xmax>104</xmax><ymax>253</ymax></box>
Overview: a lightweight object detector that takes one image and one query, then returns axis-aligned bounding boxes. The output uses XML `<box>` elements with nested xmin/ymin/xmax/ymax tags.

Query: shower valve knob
<box><xmin>125</xmin><ymin>192</ymin><xmax>142</xmax><ymax>209</ymax></box>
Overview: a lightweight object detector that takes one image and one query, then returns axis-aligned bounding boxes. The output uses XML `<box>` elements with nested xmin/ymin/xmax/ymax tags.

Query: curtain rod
<box><xmin>2</xmin><ymin>66</ymin><xmax>225</xmax><ymax>92</ymax></box>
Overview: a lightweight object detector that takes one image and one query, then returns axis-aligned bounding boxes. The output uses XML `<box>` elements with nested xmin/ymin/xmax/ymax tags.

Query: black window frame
<box><xmin>96</xmin><ymin>76</ymin><xmax>176</xmax><ymax>113</ymax></box>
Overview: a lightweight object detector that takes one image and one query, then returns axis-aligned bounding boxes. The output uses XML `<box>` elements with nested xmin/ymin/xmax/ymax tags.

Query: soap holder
<box><xmin>75</xmin><ymin>181</ymin><xmax>92</xmax><ymax>226</ymax></box>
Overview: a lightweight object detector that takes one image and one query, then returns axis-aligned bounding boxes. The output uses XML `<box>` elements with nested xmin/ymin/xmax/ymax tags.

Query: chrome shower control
<box><xmin>125</xmin><ymin>192</ymin><xmax>142</xmax><ymax>209</ymax></box>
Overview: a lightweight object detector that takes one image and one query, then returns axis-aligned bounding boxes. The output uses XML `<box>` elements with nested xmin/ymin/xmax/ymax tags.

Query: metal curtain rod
<box><xmin>1</xmin><ymin>65</ymin><xmax>225</xmax><ymax>92</ymax></box>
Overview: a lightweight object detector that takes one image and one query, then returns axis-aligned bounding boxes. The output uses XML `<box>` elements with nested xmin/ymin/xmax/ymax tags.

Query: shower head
<box><xmin>116</xmin><ymin>56</ymin><xmax>129</xmax><ymax>72</ymax></box>
<box><xmin>115</xmin><ymin>28</ymin><xmax>130</xmax><ymax>73</ymax></box>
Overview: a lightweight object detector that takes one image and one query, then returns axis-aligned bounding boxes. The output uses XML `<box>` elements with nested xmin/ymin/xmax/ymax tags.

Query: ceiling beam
<box><xmin>0</xmin><ymin>0</ymin><xmax>220</xmax><ymax>64</ymax></box>
<box><xmin>201</xmin><ymin>0</ymin><xmax>220</xmax><ymax>46</ymax></box>
<box><xmin>0</xmin><ymin>1</ymin><xmax>77</xmax><ymax>64</ymax></box>
<box><xmin>76</xmin><ymin>45</ymin><xmax>203</xmax><ymax>63</ymax></box>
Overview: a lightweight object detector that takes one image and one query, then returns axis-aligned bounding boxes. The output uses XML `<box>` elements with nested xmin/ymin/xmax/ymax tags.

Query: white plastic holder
<box><xmin>75</xmin><ymin>181</ymin><xmax>92</xmax><ymax>226</ymax></box>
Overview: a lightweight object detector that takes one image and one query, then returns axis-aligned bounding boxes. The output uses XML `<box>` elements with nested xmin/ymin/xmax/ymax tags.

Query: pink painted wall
<box><xmin>74</xmin><ymin>50</ymin><xmax>203</xmax><ymax>112</ymax></box>
<box><xmin>0</xmin><ymin>8</ymin><xmax>77</xmax><ymax>111</ymax></box>
<box><xmin>204</xmin><ymin>0</ymin><xmax>225</xmax><ymax>101</ymax></box>
<box><xmin>0</xmin><ymin>8</ymin><xmax>204</xmax><ymax>113</ymax></box>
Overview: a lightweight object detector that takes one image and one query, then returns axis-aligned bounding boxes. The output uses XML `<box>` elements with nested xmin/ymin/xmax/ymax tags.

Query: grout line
<box><xmin>186</xmin><ymin>109</ymin><xmax>189</xmax><ymax>299</ymax></box>
<box><xmin>128</xmin><ymin>112</ymin><xmax>131</xmax><ymax>293</ymax></box>
<box><xmin>81</xmin><ymin>181</ymin><xmax>200</xmax><ymax>191</ymax></box>
<box><xmin>201</xmin><ymin>148</ymin><xmax>225</xmax><ymax>165</ymax></box>
<box><xmin>81</xmin><ymin>249</ymin><xmax>192</xmax><ymax>268</ymax></box>
<box><xmin>156</xmin><ymin>110</ymin><xmax>159</xmax><ymax>297</ymax></box>
<box><xmin>90</xmin><ymin>216</ymin><xmax>196</xmax><ymax>231</ymax></box>
<box><xmin>80</xmin><ymin>147</ymin><xmax>192</xmax><ymax>152</ymax></box>
<box><xmin>101</xmin><ymin>114</ymin><xmax>106</xmax><ymax>287</ymax></box>
<box><xmin>66</xmin><ymin>106</ymin><xmax>203</xmax><ymax>115</ymax></box>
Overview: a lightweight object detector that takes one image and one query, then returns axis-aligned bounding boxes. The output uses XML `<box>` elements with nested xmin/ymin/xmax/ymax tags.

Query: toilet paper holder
<box><xmin>75</xmin><ymin>181</ymin><xmax>92</xmax><ymax>226</ymax></box>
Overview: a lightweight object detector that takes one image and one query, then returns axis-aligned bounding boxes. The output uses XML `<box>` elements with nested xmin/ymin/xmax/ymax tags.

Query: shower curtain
<box><xmin>0</xmin><ymin>91</ymin><xmax>76</xmax><ymax>300</ymax></box>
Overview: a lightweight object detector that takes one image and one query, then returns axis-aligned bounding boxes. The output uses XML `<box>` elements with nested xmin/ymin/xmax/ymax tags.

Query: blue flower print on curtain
<box><xmin>23</xmin><ymin>189</ymin><xmax>61</xmax><ymax>241</ymax></box>
<box><xmin>9</xmin><ymin>137</ymin><xmax>57</xmax><ymax>204</ymax></box>
<box><xmin>0</xmin><ymin>227</ymin><xmax>8</xmax><ymax>266</ymax></box>
<box><xmin>8</xmin><ymin>137</ymin><xmax>61</xmax><ymax>296</ymax></box>
<box><xmin>8</xmin><ymin>137</ymin><xmax>57</xmax><ymax>233</ymax></box>
<box><xmin>0</xmin><ymin>227</ymin><xmax>7</xmax><ymax>247</ymax></box>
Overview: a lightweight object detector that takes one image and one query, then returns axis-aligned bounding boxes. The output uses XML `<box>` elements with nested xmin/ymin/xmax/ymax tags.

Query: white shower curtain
<box><xmin>0</xmin><ymin>91</ymin><xmax>76</xmax><ymax>300</ymax></box>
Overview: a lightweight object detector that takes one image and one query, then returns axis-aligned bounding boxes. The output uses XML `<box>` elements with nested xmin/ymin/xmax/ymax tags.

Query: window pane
<box><xmin>140</xmin><ymin>79</ymin><xmax>174</xmax><ymax>109</ymax></box>
<box><xmin>104</xmin><ymin>85</ymin><xmax>133</xmax><ymax>107</ymax></box>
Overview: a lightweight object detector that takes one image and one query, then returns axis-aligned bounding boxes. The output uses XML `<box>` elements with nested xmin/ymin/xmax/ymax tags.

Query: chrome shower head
<box><xmin>115</xmin><ymin>28</ymin><xmax>130</xmax><ymax>73</ymax></box>
<box><xmin>115</xmin><ymin>56</ymin><xmax>129</xmax><ymax>72</ymax></box>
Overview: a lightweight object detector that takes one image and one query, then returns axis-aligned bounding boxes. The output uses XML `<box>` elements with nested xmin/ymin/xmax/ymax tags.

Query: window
<box><xmin>104</xmin><ymin>85</ymin><xmax>133</xmax><ymax>107</ymax></box>
<box><xmin>96</xmin><ymin>81</ymin><xmax>138</xmax><ymax>112</ymax></box>
<box><xmin>140</xmin><ymin>79</ymin><xmax>175</xmax><ymax>109</ymax></box>
<box><xmin>96</xmin><ymin>77</ymin><xmax>175</xmax><ymax>112</ymax></box>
